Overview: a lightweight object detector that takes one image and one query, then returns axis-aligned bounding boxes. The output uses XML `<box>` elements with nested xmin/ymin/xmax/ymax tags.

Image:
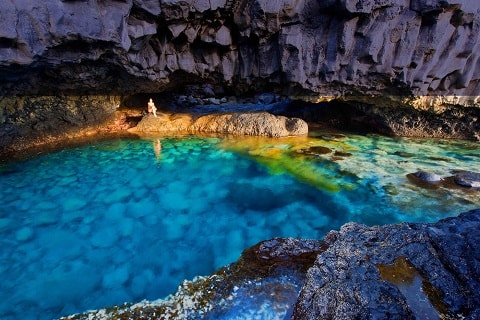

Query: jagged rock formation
<box><xmin>0</xmin><ymin>95</ymin><xmax>120</xmax><ymax>151</ymax></box>
<box><xmin>64</xmin><ymin>209</ymin><xmax>480</xmax><ymax>319</ymax></box>
<box><xmin>294</xmin><ymin>208</ymin><xmax>480</xmax><ymax>319</ymax></box>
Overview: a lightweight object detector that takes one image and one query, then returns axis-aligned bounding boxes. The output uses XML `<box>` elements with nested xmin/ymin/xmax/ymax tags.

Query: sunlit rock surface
<box><xmin>64</xmin><ymin>209</ymin><xmax>480</xmax><ymax>319</ymax></box>
<box><xmin>131</xmin><ymin>111</ymin><xmax>308</xmax><ymax>137</ymax></box>
<box><xmin>0</xmin><ymin>95</ymin><xmax>121</xmax><ymax>151</ymax></box>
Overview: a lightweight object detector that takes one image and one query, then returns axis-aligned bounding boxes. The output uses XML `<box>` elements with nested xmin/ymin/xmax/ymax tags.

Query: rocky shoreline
<box><xmin>63</xmin><ymin>209</ymin><xmax>480</xmax><ymax>319</ymax></box>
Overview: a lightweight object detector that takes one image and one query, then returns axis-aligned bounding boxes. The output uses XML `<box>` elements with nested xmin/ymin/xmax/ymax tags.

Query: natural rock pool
<box><xmin>0</xmin><ymin>132</ymin><xmax>479</xmax><ymax>319</ymax></box>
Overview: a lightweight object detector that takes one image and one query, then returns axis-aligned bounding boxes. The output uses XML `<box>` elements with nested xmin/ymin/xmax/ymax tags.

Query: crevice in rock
<box><xmin>281</xmin><ymin>99</ymin><xmax>396</xmax><ymax>136</ymax></box>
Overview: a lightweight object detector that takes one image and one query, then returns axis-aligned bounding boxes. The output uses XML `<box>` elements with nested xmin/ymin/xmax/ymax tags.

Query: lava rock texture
<box><xmin>293</xmin><ymin>208</ymin><xmax>480</xmax><ymax>319</ymax></box>
<box><xmin>132</xmin><ymin>111</ymin><xmax>308</xmax><ymax>136</ymax></box>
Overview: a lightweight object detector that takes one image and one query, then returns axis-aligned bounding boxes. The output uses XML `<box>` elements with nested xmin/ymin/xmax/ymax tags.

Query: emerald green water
<box><xmin>0</xmin><ymin>133</ymin><xmax>478</xmax><ymax>319</ymax></box>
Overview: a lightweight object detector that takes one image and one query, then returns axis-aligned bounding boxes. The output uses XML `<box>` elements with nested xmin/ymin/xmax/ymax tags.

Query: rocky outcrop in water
<box><xmin>132</xmin><ymin>111</ymin><xmax>308</xmax><ymax>136</ymax></box>
<box><xmin>63</xmin><ymin>238</ymin><xmax>325</xmax><ymax>319</ymax></box>
<box><xmin>64</xmin><ymin>209</ymin><xmax>480</xmax><ymax>319</ymax></box>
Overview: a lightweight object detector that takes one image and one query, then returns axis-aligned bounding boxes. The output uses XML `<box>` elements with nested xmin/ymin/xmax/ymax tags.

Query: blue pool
<box><xmin>0</xmin><ymin>133</ymin><xmax>479</xmax><ymax>319</ymax></box>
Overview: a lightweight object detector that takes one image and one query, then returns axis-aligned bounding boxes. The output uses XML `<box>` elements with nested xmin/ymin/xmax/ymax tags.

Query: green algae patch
<box><xmin>218</xmin><ymin>135</ymin><xmax>358</xmax><ymax>192</ymax></box>
<box><xmin>377</xmin><ymin>257</ymin><xmax>452</xmax><ymax>319</ymax></box>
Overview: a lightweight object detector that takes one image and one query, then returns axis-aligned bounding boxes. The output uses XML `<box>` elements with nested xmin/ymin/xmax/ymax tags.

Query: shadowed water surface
<box><xmin>0</xmin><ymin>133</ymin><xmax>478</xmax><ymax>319</ymax></box>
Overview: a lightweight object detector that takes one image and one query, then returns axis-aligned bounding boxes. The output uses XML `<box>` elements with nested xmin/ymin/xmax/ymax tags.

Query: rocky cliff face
<box><xmin>1</xmin><ymin>0</ymin><xmax>479</xmax><ymax>150</ymax></box>
<box><xmin>1</xmin><ymin>0</ymin><xmax>479</xmax><ymax>98</ymax></box>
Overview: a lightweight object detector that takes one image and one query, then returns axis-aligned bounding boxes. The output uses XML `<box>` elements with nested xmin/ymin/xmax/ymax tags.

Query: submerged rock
<box><xmin>63</xmin><ymin>238</ymin><xmax>325</xmax><ymax>319</ymax></box>
<box><xmin>64</xmin><ymin>210</ymin><xmax>480</xmax><ymax>319</ymax></box>
<box><xmin>406</xmin><ymin>171</ymin><xmax>444</xmax><ymax>189</ymax></box>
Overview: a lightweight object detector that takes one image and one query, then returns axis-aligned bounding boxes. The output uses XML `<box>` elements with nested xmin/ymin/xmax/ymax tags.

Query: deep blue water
<box><xmin>0</xmin><ymin>133</ymin><xmax>478</xmax><ymax>319</ymax></box>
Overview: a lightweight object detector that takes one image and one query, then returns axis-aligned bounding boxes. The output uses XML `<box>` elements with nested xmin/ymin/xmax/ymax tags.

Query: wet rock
<box><xmin>394</xmin><ymin>151</ymin><xmax>415</xmax><ymax>158</ymax></box>
<box><xmin>413</xmin><ymin>171</ymin><xmax>443</xmax><ymax>183</ymax></box>
<box><xmin>300</xmin><ymin>146</ymin><xmax>332</xmax><ymax>155</ymax></box>
<box><xmin>293</xmin><ymin>209</ymin><xmax>480</xmax><ymax>319</ymax></box>
<box><xmin>454</xmin><ymin>171</ymin><xmax>480</xmax><ymax>188</ymax></box>
<box><xmin>257</xmin><ymin>93</ymin><xmax>278</xmax><ymax>105</ymax></box>
<box><xmin>406</xmin><ymin>171</ymin><xmax>444</xmax><ymax>189</ymax></box>
<box><xmin>64</xmin><ymin>237</ymin><xmax>325</xmax><ymax>319</ymax></box>
<box><xmin>65</xmin><ymin>210</ymin><xmax>480</xmax><ymax>319</ymax></box>
<box><xmin>0</xmin><ymin>95</ymin><xmax>120</xmax><ymax>151</ymax></box>
<box><xmin>333</xmin><ymin>150</ymin><xmax>352</xmax><ymax>157</ymax></box>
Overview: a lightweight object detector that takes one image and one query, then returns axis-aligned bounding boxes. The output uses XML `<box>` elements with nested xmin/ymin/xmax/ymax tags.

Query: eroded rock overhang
<box><xmin>0</xmin><ymin>0</ymin><xmax>479</xmax><ymax>99</ymax></box>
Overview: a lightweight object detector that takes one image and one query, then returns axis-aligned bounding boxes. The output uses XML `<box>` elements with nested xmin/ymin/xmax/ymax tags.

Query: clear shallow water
<box><xmin>0</xmin><ymin>133</ymin><xmax>478</xmax><ymax>319</ymax></box>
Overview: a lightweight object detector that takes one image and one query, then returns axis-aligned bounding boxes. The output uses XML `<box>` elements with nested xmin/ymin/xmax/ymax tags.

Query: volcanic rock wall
<box><xmin>1</xmin><ymin>0</ymin><xmax>479</xmax><ymax>97</ymax></box>
<box><xmin>1</xmin><ymin>0</ymin><xmax>480</xmax><ymax>149</ymax></box>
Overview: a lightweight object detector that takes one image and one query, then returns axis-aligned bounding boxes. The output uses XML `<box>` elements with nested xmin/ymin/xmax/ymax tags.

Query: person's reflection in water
<box><xmin>153</xmin><ymin>139</ymin><xmax>162</xmax><ymax>161</ymax></box>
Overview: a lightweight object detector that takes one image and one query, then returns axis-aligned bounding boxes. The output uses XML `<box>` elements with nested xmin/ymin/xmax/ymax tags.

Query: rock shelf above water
<box><xmin>131</xmin><ymin>111</ymin><xmax>308</xmax><ymax>137</ymax></box>
<box><xmin>65</xmin><ymin>209</ymin><xmax>480</xmax><ymax>319</ymax></box>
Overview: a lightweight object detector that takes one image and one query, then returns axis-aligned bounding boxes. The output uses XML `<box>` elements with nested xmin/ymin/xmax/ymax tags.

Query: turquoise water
<box><xmin>0</xmin><ymin>133</ymin><xmax>478</xmax><ymax>319</ymax></box>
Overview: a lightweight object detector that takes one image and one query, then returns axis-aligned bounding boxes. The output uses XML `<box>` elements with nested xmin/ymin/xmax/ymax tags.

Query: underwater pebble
<box><xmin>35</xmin><ymin>201</ymin><xmax>58</xmax><ymax>211</ymax></box>
<box><xmin>102</xmin><ymin>266</ymin><xmax>130</xmax><ymax>289</ymax></box>
<box><xmin>57</xmin><ymin>175</ymin><xmax>78</xmax><ymax>186</ymax></box>
<box><xmin>0</xmin><ymin>218</ymin><xmax>12</xmax><ymax>232</ymax></box>
<box><xmin>32</xmin><ymin>211</ymin><xmax>58</xmax><ymax>226</ymax></box>
<box><xmin>91</xmin><ymin>228</ymin><xmax>120</xmax><ymax>248</ymax></box>
<box><xmin>16</xmin><ymin>227</ymin><xmax>34</xmax><ymax>242</ymax></box>
<box><xmin>105</xmin><ymin>203</ymin><xmax>126</xmax><ymax>221</ymax></box>
<box><xmin>103</xmin><ymin>188</ymin><xmax>132</xmax><ymax>204</ymax></box>
<box><xmin>62</xmin><ymin>197</ymin><xmax>87</xmax><ymax>211</ymax></box>
<box><xmin>160</xmin><ymin>191</ymin><xmax>189</xmax><ymax>211</ymax></box>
